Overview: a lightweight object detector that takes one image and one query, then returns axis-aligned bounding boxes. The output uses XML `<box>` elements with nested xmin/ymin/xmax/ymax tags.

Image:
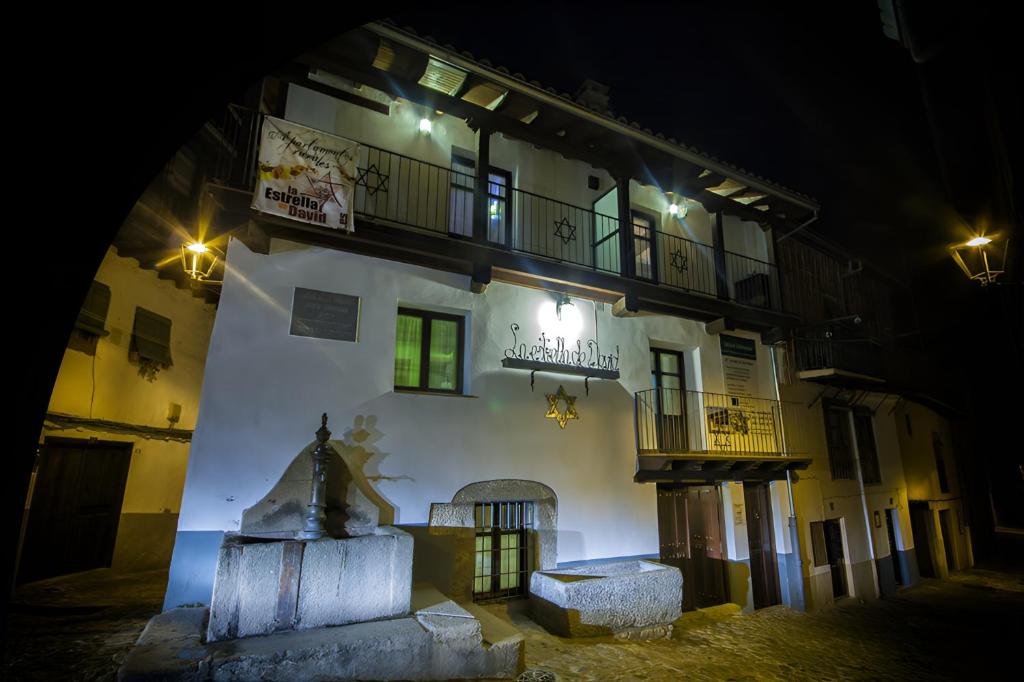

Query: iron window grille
<box><xmin>473</xmin><ymin>501</ymin><xmax>533</xmax><ymax>602</ymax></box>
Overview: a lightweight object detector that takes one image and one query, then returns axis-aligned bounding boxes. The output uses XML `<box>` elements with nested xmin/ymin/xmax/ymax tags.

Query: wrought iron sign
<box><xmin>501</xmin><ymin>323</ymin><xmax>620</xmax><ymax>393</ymax></box>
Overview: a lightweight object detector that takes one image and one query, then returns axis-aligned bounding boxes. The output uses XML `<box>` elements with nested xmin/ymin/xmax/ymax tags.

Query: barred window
<box><xmin>824</xmin><ymin>406</ymin><xmax>855</xmax><ymax>480</ymax></box>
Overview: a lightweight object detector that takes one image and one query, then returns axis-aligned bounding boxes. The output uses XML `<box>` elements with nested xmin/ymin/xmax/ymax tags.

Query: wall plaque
<box><xmin>290</xmin><ymin>287</ymin><xmax>360</xmax><ymax>342</ymax></box>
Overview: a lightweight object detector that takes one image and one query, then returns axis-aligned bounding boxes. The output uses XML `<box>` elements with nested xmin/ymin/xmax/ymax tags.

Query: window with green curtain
<box><xmin>394</xmin><ymin>313</ymin><xmax>422</xmax><ymax>388</ymax></box>
<box><xmin>394</xmin><ymin>308</ymin><xmax>464</xmax><ymax>393</ymax></box>
<box><xmin>428</xmin><ymin>318</ymin><xmax>458</xmax><ymax>390</ymax></box>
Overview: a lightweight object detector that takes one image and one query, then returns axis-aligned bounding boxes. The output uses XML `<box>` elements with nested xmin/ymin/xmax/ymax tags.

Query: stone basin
<box><xmin>528</xmin><ymin>560</ymin><xmax>682</xmax><ymax>638</ymax></box>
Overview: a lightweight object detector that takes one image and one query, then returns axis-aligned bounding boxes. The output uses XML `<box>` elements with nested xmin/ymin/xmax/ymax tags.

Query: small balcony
<box><xmin>633</xmin><ymin>388</ymin><xmax>812</xmax><ymax>483</ymax></box>
<box><xmin>792</xmin><ymin>333</ymin><xmax>885</xmax><ymax>384</ymax></box>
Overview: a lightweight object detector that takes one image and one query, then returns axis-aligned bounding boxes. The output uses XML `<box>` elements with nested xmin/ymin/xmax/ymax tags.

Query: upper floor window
<box><xmin>448</xmin><ymin>154</ymin><xmax>511</xmax><ymax>244</ymax></box>
<box><xmin>632</xmin><ymin>210</ymin><xmax>657</xmax><ymax>281</ymax></box>
<box><xmin>394</xmin><ymin>307</ymin><xmax>465</xmax><ymax>394</ymax></box>
<box><xmin>824</xmin><ymin>405</ymin><xmax>855</xmax><ymax>480</ymax></box>
<box><xmin>75</xmin><ymin>280</ymin><xmax>111</xmax><ymax>338</ymax></box>
<box><xmin>933</xmin><ymin>432</ymin><xmax>950</xmax><ymax>493</ymax></box>
<box><xmin>853</xmin><ymin>412</ymin><xmax>882</xmax><ymax>485</ymax></box>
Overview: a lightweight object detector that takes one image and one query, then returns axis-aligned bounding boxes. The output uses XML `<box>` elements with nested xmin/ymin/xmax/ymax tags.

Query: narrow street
<box><xmin>4</xmin><ymin>567</ymin><xmax>1021</xmax><ymax>681</ymax></box>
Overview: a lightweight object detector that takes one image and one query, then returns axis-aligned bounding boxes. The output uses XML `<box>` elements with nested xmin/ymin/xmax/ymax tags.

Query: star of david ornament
<box><xmin>545</xmin><ymin>385</ymin><xmax>579</xmax><ymax>429</ymax></box>
<box><xmin>356</xmin><ymin>164</ymin><xmax>390</xmax><ymax>196</ymax></box>
<box><xmin>553</xmin><ymin>216</ymin><xmax>577</xmax><ymax>245</ymax></box>
<box><xmin>670</xmin><ymin>249</ymin><xmax>688</xmax><ymax>273</ymax></box>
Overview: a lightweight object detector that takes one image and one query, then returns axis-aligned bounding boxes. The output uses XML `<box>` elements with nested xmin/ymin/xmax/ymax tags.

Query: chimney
<box><xmin>574</xmin><ymin>79</ymin><xmax>611</xmax><ymax>112</ymax></box>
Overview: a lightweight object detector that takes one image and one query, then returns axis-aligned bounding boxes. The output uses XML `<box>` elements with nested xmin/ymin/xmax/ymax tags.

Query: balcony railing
<box><xmin>793</xmin><ymin>335</ymin><xmax>884</xmax><ymax>378</ymax></box>
<box><xmin>210</xmin><ymin>108</ymin><xmax>784</xmax><ymax>313</ymax></box>
<box><xmin>635</xmin><ymin>388</ymin><xmax>813</xmax><ymax>456</ymax></box>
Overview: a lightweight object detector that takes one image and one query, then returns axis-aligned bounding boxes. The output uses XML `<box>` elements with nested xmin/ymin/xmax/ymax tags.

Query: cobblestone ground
<box><xmin>3</xmin><ymin>567</ymin><xmax>1022</xmax><ymax>681</ymax></box>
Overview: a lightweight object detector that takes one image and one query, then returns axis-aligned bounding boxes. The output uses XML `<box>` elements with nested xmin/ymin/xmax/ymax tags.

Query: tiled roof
<box><xmin>377</xmin><ymin>19</ymin><xmax>817</xmax><ymax>206</ymax></box>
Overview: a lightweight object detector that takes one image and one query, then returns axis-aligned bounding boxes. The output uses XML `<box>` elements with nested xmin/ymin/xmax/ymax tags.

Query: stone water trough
<box><xmin>529</xmin><ymin>560</ymin><xmax>682</xmax><ymax>639</ymax></box>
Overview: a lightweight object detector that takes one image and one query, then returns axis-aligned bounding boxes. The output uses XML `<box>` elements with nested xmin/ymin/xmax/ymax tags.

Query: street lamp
<box><xmin>948</xmin><ymin>233</ymin><xmax>1008</xmax><ymax>286</ymax></box>
<box><xmin>180</xmin><ymin>241</ymin><xmax>221</xmax><ymax>282</ymax></box>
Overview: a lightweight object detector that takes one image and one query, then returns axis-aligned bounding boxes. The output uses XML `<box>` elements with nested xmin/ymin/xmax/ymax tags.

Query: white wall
<box><xmin>176</xmin><ymin>236</ymin><xmax>782</xmax><ymax>564</ymax></box>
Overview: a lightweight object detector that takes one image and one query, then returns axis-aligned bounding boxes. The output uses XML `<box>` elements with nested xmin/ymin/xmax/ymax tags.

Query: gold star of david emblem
<box><xmin>545</xmin><ymin>384</ymin><xmax>579</xmax><ymax>429</ymax></box>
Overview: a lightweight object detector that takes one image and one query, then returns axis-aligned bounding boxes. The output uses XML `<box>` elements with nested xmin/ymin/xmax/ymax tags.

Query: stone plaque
<box><xmin>290</xmin><ymin>287</ymin><xmax>360</xmax><ymax>342</ymax></box>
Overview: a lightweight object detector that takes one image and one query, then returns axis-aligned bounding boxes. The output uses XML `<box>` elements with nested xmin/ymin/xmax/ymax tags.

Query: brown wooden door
<box><xmin>656</xmin><ymin>486</ymin><xmax>692</xmax><ymax>610</ymax></box>
<box><xmin>657</xmin><ymin>484</ymin><xmax>728</xmax><ymax>611</ymax></box>
<box><xmin>18</xmin><ymin>439</ymin><xmax>132</xmax><ymax>584</ymax></box>
<box><xmin>744</xmin><ymin>483</ymin><xmax>781</xmax><ymax>609</ymax></box>
<box><xmin>885</xmin><ymin>509</ymin><xmax>904</xmax><ymax>585</ymax></box>
<box><xmin>689</xmin><ymin>485</ymin><xmax>728</xmax><ymax>608</ymax></box>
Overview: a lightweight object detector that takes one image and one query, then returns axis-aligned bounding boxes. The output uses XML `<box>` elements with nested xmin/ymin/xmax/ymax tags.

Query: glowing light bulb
<box><xmin>186</xmin><ymin>242</ymin><xmax>208</xmax><ymax>254</ymax></box>
<box><xmin>966</xmin><ymin>236</ymin><xmax>991</xmax><ymax>247</ymax></box>
<box><xmin>419</xmin><ymin>118</ymin><xmax>432</xmax><ymax>133</ymax></box>
<box><xmin>668</xmin><ymin>203</ymin><xmax>679</xmax><ymax>215</ymax></box>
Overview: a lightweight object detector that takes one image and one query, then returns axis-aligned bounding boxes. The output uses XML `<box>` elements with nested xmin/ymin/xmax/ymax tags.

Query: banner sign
<box><xmin>503</xmin><ymin>323</ymin><xmax>620</xmax><ymax>372</ymax></box>
<box><xmin>251</xmin><ymin>116</ymin><xmax>358</xmax><ymax>232</ymax></box>
<box><xmin>720</xmin><ymin>333</ymin><xmax>759</xmax><ymax>398</ymax></box>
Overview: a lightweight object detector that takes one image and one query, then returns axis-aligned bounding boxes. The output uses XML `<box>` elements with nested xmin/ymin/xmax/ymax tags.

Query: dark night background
<box><xmin>10</xmin><ymin>0</ymin><xmax>1020</xmax><ymax>628</ymax></box>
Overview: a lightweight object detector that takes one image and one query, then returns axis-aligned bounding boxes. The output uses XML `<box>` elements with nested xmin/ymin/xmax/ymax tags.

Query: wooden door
<box><xmin>657</xmin><ymin>484</ymin><xmax>728</xmax><ymax>611</ymax></box>
<box><xmin>19</xmin><ymin>439</ymin><xmax>132</xmax><ymax>584</ymax></box>
<box><xmin>823</xmin><ymin>519</ymin><xmax>847</xmax><ymax>598</ymax></box>
<box><xmin>909</xmin><ymin>502</ymin><xmax>936</xmax><ymax>578</ymax></box>
<box><xmin>656</xmin><ymin>486</ymin><xmax>692</xmax><ymax>610</ymax></box>
<box><xmin>885</xmin><ymin>509</ymin><xmax>904</xmax><ymax>585</ymax></box>
<box><xmin>939</xmin><ymin>509</ymin><xmax>957</xmax><ymax>572</ymax></box>
<box><xmin>744</xmin><ymin>483</ymin><xmax>781</xmax><ymax>609</ymax></box>
<box><xmin>689</xmin><ymin>485</ymin><xmax>728</xmax><ymax>608</ymax></box>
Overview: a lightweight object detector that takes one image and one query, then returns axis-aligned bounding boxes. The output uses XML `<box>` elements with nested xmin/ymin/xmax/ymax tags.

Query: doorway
<box><xmin>744</xmin><ymin>483</ymin><xmax>781</xmax><ymax>609</ymax></box>
<box><xmin>822</xmin><ymin>518</ymin><xmax>848</xmax><ymax>599</ymax></box>
<box><xmin>656</xmin><ymin>484</ymin><xmax>728</xmax><ymax>611</ymax></box>
<box><xmin>885</xmin><ymin>509</ymin><xmax>904</xmax><ymax>585</ymax></box>
<box><xmin>909</xmin><ymin>502</ymin><xmax>936</xmax><ymax>578</ymax></box>
<box><xmin>18</xmin><ymin>438</ymin><xmax>133</xmax><ymax>584</ymax></box>
<box><xmin>939</xmin><ymin>509</ymin><xmax>957</xmax><ymax>573</ymax></box>
<box><xmin>650</xmin><ymin>348</ymin><xmax>686</xmax><ymax>451</ymax></box>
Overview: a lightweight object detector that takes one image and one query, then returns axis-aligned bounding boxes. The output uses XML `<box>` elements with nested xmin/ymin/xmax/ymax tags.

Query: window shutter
<box><xmin>75</xmin><ymin>281</ymin><xmax>111</xmax><ymax>337</ymax></box>
<box><xmin>131</xmin><ymin>307</ymin><xmax>173</xmax><ymax>366</ymax></box>
<box><xmin>810</xmin><ymin>521</ymin><xmax>828</xmax><ymax>567</ymax></box>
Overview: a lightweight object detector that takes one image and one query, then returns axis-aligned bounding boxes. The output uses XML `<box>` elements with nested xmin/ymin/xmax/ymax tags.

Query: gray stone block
<box><xmin>120</xmin><ymin>603</ymin><xmax>523</xmax><ymax>680</ymax></box>
<box><xmin>206</xmin><ymin>527</ymin><xmax>413</xmax><ymax>642</ymax></box>
<box><xmin>118</xmin><ymin>607</ymin><xmax>209</xmax><ymax>681</ymax></box>
<box><xmin>529</xmin><ymin>560</ymin><xmax>682</xmax><ymax>637</ymax></box>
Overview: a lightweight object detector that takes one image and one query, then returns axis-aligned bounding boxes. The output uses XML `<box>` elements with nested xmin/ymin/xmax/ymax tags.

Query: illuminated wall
<box><xmin>164</xmin><ymin>236</ymin><xmax>781</xmax><ymax>608</ymax></box>
<box><xmin>34</xmin><ymin>246</ymin><xmax>215</xmax><ymax>573</ymax></box>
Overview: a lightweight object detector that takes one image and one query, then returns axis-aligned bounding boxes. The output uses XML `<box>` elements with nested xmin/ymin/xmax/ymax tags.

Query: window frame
<box><xmin>631</xmin><ymin>208</ymin><xmax>659</xmax><ymax>282</ymax></box>
<box><xmin>853</xmin><ymin>410</ymin><xmax>882</xmax><ymax>486</ymax></box>
<box><xmin>394</xmin><ymin>307</ymin><xmax>466</xmax><ymax>395</ymax></box>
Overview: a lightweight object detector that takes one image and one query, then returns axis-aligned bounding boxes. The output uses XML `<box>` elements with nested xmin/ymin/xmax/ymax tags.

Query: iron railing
<box><xmin>651</xmin><ymin>231</ymin><xmax>719</xmax><ymax>298</ymax></box>
<box><xmin>635</xmin><ymin>388</ymin><xmax>814</xmax><ymax>456</ymax></box>
<box><xmin>725</xmin><ymin>251</ymin><xmax>783</xmax><ymax>311</ymax></box>
<box><xmin>211</xmin><ymin>107</ymin><xmax>787</xmax><ymax>313</ymax></box>
<box><xmin>506</xmin><ymin>187</ymin><xmax>622</xmax><ymax>274</ymax></box>
<box><xmin>793</xmin><ymin>335</ymin><xmax>884</xmax><ymax>377</ymax></box>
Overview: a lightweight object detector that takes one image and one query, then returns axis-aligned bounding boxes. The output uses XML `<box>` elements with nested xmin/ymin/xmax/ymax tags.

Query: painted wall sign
<box><xmin>503</xmin><ymin>323</ymin><xmax>619</xmax><ymax>372</ymax></box>
<box><xmin>252</xmin><ymin>116</ymin><xmax>358</xmax><ymax>232</ymax></box>
<box><xmin>720</xmin><ymin>333</ymin><xmax>759</xmax><ymax>399</ymax></box>
<box><xmin>290</xmin><ymin>288</ymin><xmax>360</xmax><ymax>342</ymax></box>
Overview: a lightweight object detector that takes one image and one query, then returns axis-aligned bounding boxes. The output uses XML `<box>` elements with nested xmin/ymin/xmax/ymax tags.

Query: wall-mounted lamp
<box><xmin>949</xmin><ymin>233</ymin><xmax>1007</xmax><ymax>286</ymax></box>
<box><xmin>180</xmin><ymin>241</ymin><xmax>221</xmax><ymax>282</ymax></box>
<box><xmin>418</xmin><ymin>117</ymin><xmax>432</xmax><ymax>134</ymax></box>
<box><xmin>667</xmin><ymin>195</ymin><xmax>688</xmax><ymax>219</ymax></box>
<box><xmin>555</xmin><ymin>292</ymin><xmax>574</xmax><ymax>321</ymax></box>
